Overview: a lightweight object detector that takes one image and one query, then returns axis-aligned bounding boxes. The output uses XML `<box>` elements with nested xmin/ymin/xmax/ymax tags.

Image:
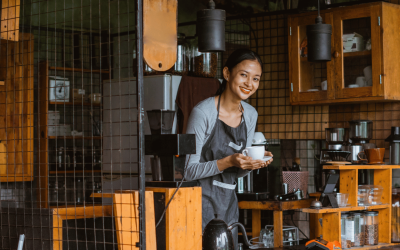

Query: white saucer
<box><xmin>263</xmin><ymin>156</ymin><xmax>272</xmax><ymax>162</ymax></box>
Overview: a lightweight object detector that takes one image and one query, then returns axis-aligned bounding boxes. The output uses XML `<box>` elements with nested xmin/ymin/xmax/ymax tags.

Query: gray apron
<box><xmin>199</xmin><ymin>96</ymin><xmax>247</xmax><ymax>250</ymax></box>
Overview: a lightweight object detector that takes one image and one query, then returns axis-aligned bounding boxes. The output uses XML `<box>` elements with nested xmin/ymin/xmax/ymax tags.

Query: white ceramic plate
<box><xmin>307</xmin><ymin>89</ymin><xmax>319</xmax><ymax>92</ymax></box>
<box><xmin>348</xmin><ymin>84</ymin><xmax>359</xmax><ymax>88</ymax></box>
<box><xmin>263</xmin><ymin>156</ymin><xmax>272</xmax><ymax>162</ymax></box>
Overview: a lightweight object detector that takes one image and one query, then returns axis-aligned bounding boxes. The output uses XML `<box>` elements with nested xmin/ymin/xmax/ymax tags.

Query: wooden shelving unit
<box><xmin>49</xmin><ymin>170</ymin><xmax>102</xmax><ymax>174</ymax></box>
<box><xmin>303</xmin><ymin>164</ymin><xmax>398</xmax><ymax>248</ymax></box>
<box><xmin>38</xmin><ymin>60</ymin><xmax>108</xmax><ymax>208</ymax></box>
<box><xmin>49</xmin><ymin>101</ymin><xmax>102</xmax><ymax>107</ymax></box>
<box><xmin>343</xmin><ymin>50</ymin><xmax>372</xmax><ymax>57</ymax></box>
<box><xmin>0</xmin><ymin>34</ymin><xmax>35</xmax><ymax>183</ymax></box>
<box><xmin>48</xmin><ymin>136</ymin><xmax>102</xmax><ymax>140</ymax></box>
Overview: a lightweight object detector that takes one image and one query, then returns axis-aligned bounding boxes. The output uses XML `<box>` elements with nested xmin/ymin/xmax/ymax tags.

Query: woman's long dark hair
<box><xmin>216</xmin><ymin>49</ymin><xmax>263</xmax><ymax>96</ymax></box>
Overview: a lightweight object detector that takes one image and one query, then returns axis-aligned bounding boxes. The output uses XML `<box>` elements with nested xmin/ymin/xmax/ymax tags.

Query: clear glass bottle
<box><xmin>190</xmin><ymin>36</ymin><xmax>218</xmax><ymax>78</ymax></box>
<box><xmin>341</xmin><ymin>213</ymin><xmax>350</xmax><ymax>249</ymax></box>
<box><xmin>352</xmin><ymin>212</ymin><xmax>365</xmax><ymax>247</ymax></box>
<box><xmin>364</xmin><ymin>211</ymin><xmax>379</xmax><ymax>245</ymax></box>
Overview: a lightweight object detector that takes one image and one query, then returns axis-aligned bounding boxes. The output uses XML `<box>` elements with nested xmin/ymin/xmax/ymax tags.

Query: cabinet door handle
<box><xmin>333</xmin><ymin>51</ymin><xmax>340</xmax><ymax>58</ymax></box>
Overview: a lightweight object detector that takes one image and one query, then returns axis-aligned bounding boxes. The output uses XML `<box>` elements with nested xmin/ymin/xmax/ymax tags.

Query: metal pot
<box><xmin>342</xmin><ymin>145</ymin><xmax>364</xmax><ymax>163</ymax></box>
<box><xmin>202</xmin><ymin>219</ymin><xmax>251</xmax><ymax>250</ymax></box>
<box><xmin>349</xmin><ymin>120</ymin><xmax>373</xmax><ymax>143</ymax></box>
<box><xmin>325</xmin><ymin>128</ymin><xmax>349</xmax><ymax>144</ymax></box>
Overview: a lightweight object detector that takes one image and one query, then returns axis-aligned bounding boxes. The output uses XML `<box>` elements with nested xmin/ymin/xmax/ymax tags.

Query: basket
<box><xmin>282</xmin><ymin>171</ymin><xmax>309</xmax><ymax>196</ymax></box>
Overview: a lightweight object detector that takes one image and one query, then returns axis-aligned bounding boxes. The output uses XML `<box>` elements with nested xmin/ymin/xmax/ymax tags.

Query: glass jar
<box><xmin>392</xmin><ymin>188</ymin><xmax>400</xmax><ymax>242</ymax></box>
<box><xmin>368</xmin><ymin>185</ymin><xmax>384</xmax><ymax>205</ymax></box>
<box><xmin>345</xmin><ymin>213</ymin><xmax>355</xmax><ymax>248</ymax></box>
<box><xmin>137</xmin><ymin>33</ymin><xmax>190</xmax><ymax>76</ymax></box>
<box><xmin>190</xmin><ymin>37</ymin><xmax>218</xmax><ymax>78</ymax></box>
<box><xmin>352</xmin><ymin>212</ymin><xmax>365</xmax><ymax>247</ymax></box>
<box><xmin>341</xmin><ymin>213</ymin><xmax>351</xmax><ymax>249</ymax></box>
<box><xmin>364</xmin><ymin>211</ymin><xmax>379</xmax><ymax>245</ymax></box>
<box><xmin>358</xmin><ymin>186</ymin><xmax>370</xmax><ymax>206</ymax></box>
<box><xmin>168</xmin><ymin>33</ymin><xmax>190</xmax><ymax>76</ymax></box>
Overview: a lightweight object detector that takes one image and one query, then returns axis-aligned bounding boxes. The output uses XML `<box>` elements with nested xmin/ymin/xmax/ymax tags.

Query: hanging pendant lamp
<box><xmin>197</xmin><ymin>0</ymin><xmax>226</xmax><ymax>52</ymax></box>
<box><xmin>306</xmin><ymin>0</ymin><xmax>332</xmax><ymax>62</ymax></box>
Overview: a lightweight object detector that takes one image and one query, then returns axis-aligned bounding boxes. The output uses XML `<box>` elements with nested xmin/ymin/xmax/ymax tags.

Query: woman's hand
<box><xmin>230</xmin><ymin>153</ymin><xmax>265</xmax><ymax>170</ymax></box>
<box><xmin>264</xmin><ymin>151</ymin><xmax>273</xmax><ymax>166</ymax></box>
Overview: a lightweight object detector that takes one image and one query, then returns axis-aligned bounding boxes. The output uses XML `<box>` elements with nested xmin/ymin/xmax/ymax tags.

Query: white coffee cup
<box><xmin>355</xmin><ymin>76</ymin><xmax>366</xmax><ymax>87</ymax></box>
<box><xmin>242</xmin><ymin>146</ymin><xmax>264</xmax><ymax>160</ymax></box>
<box><xmin>363</xmin><ymin>66</ymin><xmax>372</xmax><ymax>81</ymax></box>
<box><xmin>321</xmin><ymin>80</ymin><xmax>327</xmax><ymax>91</ymax></box>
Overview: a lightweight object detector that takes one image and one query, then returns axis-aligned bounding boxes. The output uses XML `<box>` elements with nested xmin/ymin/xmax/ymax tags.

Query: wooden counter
<box><xmin>238</xmin><ymin>199</ymin><xmax>314</xmax><ymax>247</ymax></box>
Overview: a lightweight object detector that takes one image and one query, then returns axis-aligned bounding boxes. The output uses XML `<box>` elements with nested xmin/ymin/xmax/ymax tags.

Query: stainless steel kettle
<box><xmin>202</xmin><ymin>219</ymin><xmax>251</xmax><ymax>250</ymax></box>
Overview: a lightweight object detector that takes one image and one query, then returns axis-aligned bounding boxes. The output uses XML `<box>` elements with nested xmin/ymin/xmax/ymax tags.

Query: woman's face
<box><xmin>223</xmin><ymin>59</ymin><xmax>262</xmax><ymax>100</ymax></box>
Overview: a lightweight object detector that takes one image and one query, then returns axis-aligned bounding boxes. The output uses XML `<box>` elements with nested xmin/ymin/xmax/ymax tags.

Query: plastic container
<box><xmin>364</xmin><ymin>211</ymin><xmax>379</xmax><ymax>245</ymax></box>
<box><xmin>392</xmin><ymin>188</ymin><xmax>400</xmax><ymax>242</ymax></box>
<box><xmin>190</xmin><ymin>36</ymin><xmax>218</xmax><ymax>78</ymax></box>
<box><xmin>358</xmin><ymin>186</ymin><xmax>370</xmax><ymax>206</ymax></box>
<box><xmin>352</xmin><ymin>212</ymin><xmax>365</xmax><ymax>247</ymax></box>
<box><xmin>341</xmin><ymin>213</ymin><xmax>351</xmax><ymax>249</ymax></box>
<box><xmin>336</xmin><ymin>193</ymin><xmax>349</xmax><ymax>207</ymax></box>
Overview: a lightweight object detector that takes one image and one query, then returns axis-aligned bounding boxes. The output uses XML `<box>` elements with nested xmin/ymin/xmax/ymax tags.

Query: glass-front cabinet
<box><xmin>289</xmin><ymin>12</ymin><xmax>334</xmax><ymax>104</ymax></box>
<box><xmin>289</xmin><ymin>2</ymin><xmax>400</xmax><ymax>105</ymax></box>
<box><xmin>333</xmin><ymin>6</ymin><xmax>381</xmax><ymax>99</ymax></box>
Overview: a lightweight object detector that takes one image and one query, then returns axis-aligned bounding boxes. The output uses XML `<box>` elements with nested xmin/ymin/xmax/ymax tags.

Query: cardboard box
<box><xmin>343</xmin><ymin>32</ymin><xmax>364</xmax><ymax>52</ymax></box>
<box><xmin>72</xmin><ymin>89</ymin><xmax>86</xmax><ymax>102</ymax></box>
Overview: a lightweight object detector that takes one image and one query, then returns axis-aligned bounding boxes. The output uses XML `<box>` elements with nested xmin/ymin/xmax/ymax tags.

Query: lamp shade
<box><xmin>196</xmin><ymin>1</ymin><xmax>226</xmax><ymax>52</ymax></box>
<box><xmin>307</xmin><ymin>16</ymin><xmax>332</xmax><ymax>62</ymax></box>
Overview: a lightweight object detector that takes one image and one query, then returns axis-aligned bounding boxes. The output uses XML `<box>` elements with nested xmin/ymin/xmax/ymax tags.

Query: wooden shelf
<box><xmin>0</xmin><ymin>176</ymin><xmax>34</xmax><ymax>182</ymax></box>
<box><xmin>48</xmin><ymin>136</ymin><xmax>102</xmax><ymax>140</ymax></box>
<box><xmin>323</xmin><ymin>165</ymin><xmax>394</xmax><ymax>170</ymax></box>
<box><xmin>49</xmin><ymin>66</ymin><xmax>109</xmax><ymax>74</ymax></box>
<box><xmin>348</xmin><ymin>243</ymin><xmax>398</xmax><ymax>250</ymax></box>
<box><xmin>302</xmin><ymin>204</ymin><xmax>390</xmax><ymax>214</ymax></box>
<box><xmin>343</xmin><ymin>50</ymin><xmax>372</xmax><ymax>57</ymax></box>
<box><xmin>49</xmin><ymin>101</ymin><xmax>101</xmax><ymax>107</ymax></box>
<box><xmin>49</xmin><ymin>170</ymin><xmax>102</xmax><ymax>174</ymax></box>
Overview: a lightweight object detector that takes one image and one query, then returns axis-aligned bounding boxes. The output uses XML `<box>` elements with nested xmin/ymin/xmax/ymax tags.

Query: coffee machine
<box><xmin>348</xmin><ymin>120</ymin><xmax>374</xmax><ymax>184</ymax></box>
<box><xmin>236</xmin><ymin>132</ymin><xmax>269</xmax><ymax>201</ymax></box>
<box><xmin>145</xmin><ymin>109</ymin><xmax>197</xmax><ymax>187</ymax></box>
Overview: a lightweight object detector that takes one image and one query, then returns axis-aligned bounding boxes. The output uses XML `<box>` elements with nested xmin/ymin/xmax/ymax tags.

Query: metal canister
<box><xmin>386</xmin><ymin>127</ymin><xmax>400</xmax><ymax>165</ymax></box>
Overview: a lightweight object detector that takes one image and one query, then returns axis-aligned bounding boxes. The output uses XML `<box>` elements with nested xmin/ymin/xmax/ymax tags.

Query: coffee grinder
<box><xmin>145</xmin><ymin>110</ymin><xmax>197</xmax><ymax>187</ymax></box>
<box><xmin>348</xmin><ymin>120</ymin><xmax>374</xmax><ymax>184</ymax></box>
<box><xmin>236</xmin><ymin>132</ymin><xmax>269</xmax><ymax>201</ymax></box>
<box><xmin>316</xmin><ymin>128</ymin><xmax>349</xmax><ymax>192</ymax></box>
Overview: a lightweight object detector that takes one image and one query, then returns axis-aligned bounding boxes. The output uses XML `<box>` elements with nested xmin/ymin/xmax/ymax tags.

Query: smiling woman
<box><xmin>184</xmin><ymin>49</ymin><xmax>273</xmax><ymax>250</ymax></box>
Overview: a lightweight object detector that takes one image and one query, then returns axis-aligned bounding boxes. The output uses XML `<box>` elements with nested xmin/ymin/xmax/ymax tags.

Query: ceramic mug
<box><xmin>358</xmin><ymin>148</ymin><xmax>385</xmax><ymax>164</ymax></box>
<box><xmin>363</xmin><ymin>66</ymin><xmax>372</xmax><ymax>81</ymax></box>
<box><xmin>242</xmin><ymin>146</ymin><xmax>264</xmax><ymax>160</ymax></box>
<box><xmin>321</xmin><ymin>80</ymin><xmax>327</xmax><ymax>91</ymax></box>
<box><xmin>355</xmin><ymin>76</ymin><xmax>367</xmax><ymax>87</ymax></box>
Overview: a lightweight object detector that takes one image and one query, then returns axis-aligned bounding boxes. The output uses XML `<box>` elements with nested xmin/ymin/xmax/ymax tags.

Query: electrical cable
<box><xmin>290</xmin><ymin>213</ymin><xmax>309</xmax><ymax>240</ymax></box>
<box><xmin>155</xmin><ymin>155</ymin><xmax>191</xmax><ymax>228</ymax></box>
